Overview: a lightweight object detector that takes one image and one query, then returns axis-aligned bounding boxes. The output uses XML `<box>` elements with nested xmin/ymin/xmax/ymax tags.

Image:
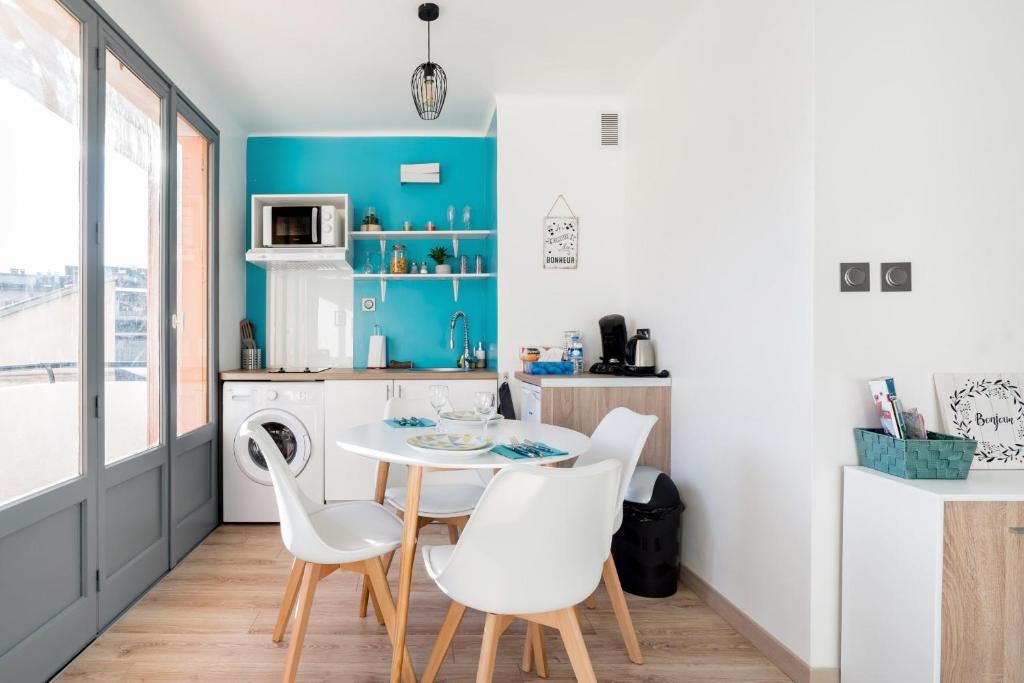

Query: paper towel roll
<box><xmin>367</xmin><ymin>335</ymin><xmax>387</xmax><ymax>369</ymax></box>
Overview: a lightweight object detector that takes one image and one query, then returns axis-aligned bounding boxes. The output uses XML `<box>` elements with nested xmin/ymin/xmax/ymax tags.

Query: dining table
<box><xmin>335</xmin><ymin>418</ymin><xmax>592</xmax><ymax>683</ymax></box>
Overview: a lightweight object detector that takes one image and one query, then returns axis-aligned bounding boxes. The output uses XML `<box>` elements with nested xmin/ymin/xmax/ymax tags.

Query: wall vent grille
<box><xmin>600</xmin><ymin>113</ymin><xmax>620</xmax><ymax>146</ymax></box>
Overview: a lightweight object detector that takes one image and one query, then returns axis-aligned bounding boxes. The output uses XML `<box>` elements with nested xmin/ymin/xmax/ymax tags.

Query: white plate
<box><xmin>439</xmin><ymin>410</ymin><xmax>504</xmax><ymax>423</ymax></box>
<box><xmin>406</xmin><ymin>433</ymin><xmax>495</xmax><ymax>458</ymax></box>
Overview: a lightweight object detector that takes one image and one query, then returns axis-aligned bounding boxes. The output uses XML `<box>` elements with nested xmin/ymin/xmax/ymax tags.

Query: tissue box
<box><xmin>524</xmin><ymin>361</ymin><xmax>574</xmax><ymax>375</ymax></box>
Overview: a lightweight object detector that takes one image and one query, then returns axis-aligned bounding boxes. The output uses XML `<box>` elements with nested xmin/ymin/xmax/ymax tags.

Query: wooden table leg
<box><xmin>361</xmin><ymin>461</ymin><xmax>392</xmax><ymax>620</ymax></box>
<box><xmin>390</xmin><ymin>464</ymin><xmax>423</xmax><ymax>683</ymax></box>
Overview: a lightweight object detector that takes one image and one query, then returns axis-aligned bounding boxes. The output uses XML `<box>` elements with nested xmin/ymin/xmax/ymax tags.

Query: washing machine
<box><xmin>223</xmin><ymin>382</ymin><xmax>324</xmax><ymax>522</ymax></box>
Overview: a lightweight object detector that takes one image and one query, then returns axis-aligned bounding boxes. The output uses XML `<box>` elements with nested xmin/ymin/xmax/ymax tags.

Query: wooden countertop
<box><xmin>220</xmin><ymin>368</ymin><xmax>498</xmax><ymax>381</ymax></box>
<box><xmin>515</xmin><ymin>371</ymin><xmax>672</xmax><ymax>388</ymax></box>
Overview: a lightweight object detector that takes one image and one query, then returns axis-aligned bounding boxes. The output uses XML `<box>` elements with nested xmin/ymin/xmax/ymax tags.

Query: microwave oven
<box><xmin>261</xmin><ymin>205</ymin><xmax>340</xmax><ymax>247</ymax></box>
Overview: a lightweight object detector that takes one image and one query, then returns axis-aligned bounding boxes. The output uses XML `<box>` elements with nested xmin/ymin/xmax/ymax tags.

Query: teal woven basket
<box><xmin>853</xmin><ymin>428</ymin><xmax>977</xmax><ymax>480</ymax></box>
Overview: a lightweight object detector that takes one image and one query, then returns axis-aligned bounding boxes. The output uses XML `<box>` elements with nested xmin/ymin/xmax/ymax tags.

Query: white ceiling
<box><xmin>100</xmin><ymin>0</ymin><xmax>690</xmax><ymax>135</ymax></box>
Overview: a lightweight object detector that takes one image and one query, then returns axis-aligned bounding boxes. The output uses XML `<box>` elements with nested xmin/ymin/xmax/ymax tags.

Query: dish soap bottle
<box><xmin>474</xmin><ymin>341</ymin><xmax>486</xmax><ymax>369</ymax></box>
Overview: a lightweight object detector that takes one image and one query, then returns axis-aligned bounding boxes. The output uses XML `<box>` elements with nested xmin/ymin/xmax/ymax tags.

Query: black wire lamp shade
<box><xmin>412</xmin><ymin>3</ymin><xmax>446</xmax><ymax>120</ymax></box>
<box><xmin>411</xmin><ymin>61</ymin><xmax>447</xmax><ymax>120</ymax></box>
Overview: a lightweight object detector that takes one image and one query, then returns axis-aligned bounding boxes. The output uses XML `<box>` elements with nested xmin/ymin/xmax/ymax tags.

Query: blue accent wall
<box><xmin>246</xmin><ymin>136</ymin><xmax>497</xmax><ymax>368</ymax></box>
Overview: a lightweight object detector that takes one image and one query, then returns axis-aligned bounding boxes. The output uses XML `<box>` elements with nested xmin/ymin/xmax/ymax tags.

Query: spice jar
<box><xmin>390</xmin><ymin>244</ymin><xmax>408</xmax><ymax>274</ymax></box>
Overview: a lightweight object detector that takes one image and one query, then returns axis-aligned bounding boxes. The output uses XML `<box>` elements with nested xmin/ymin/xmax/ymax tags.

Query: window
<box><xmin>175</xmin><ymin>113</ymin><xmax>211</xmax><ymax>435</ymax></box>
<box><xmin>0</xmin><ymin>0</ymin><xmax>84</xmax><ymax>506</ymax></box>
<box><xmin>103</xmin><ymin>49</ymin><xmax>163</xmax><ymax>464</ymax></box>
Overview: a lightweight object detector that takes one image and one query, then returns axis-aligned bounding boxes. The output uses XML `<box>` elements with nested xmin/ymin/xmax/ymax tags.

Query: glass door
<box><xmin>95</xmin><ymin>27</ymin><xmax>171</xmax><ymax>627</ymax></box>
<box><xmin>168</xmin><ymin>100</ymin><xmax>218</xmax><ymax>564</ymax></box>
<box><xmin>0</xmin><ymin>0</ymin><xmax>98</xmax><ymax>679</ymax></box>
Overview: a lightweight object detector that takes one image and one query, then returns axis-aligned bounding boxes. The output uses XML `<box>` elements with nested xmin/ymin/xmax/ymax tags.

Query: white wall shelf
<box><xmin>349</xmin><ymin>229</ymin><xmax>495</xmax><ymax>241</ymax></box>
<box><xmin>352</xmin><ymin>272</ymin><xmax>495</xmax><ymax>303</ymax></box>
<box><xmin>350</xmin><ymin>229</ymin><xmax>495</xmax><ymax>259</ymax></box>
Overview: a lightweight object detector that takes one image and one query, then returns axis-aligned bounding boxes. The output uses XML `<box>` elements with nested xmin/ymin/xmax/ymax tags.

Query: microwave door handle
<box><xmin>311</xmin><ymin>207</ymin><xmax>319</xmax><ymax>244</ymax></box>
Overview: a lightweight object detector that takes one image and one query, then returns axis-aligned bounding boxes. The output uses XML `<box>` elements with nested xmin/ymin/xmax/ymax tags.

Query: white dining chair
<box><xmin>419</xmin><ymin>459</ymin><xmax>623</xmax><ymax>683</ymax></box>
<box><xmin>241</xmin><ymin>421</ymin><xmax>416</xmax><ymax>683</ymax></box>
<box><xmin>524</xmin><ymin>407</ymin><xmax>658</xmax><ymax>672</ymax></box>
<box><xmin>358</xmin><ymin>396</ymin><xmax>488</xmax><ymax>621</ymax></box>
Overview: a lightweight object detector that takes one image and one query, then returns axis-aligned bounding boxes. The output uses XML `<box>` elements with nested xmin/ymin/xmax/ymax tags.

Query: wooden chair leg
<box><xmin>583</xmin><ymin>592</ymin><xmax>597</xmax><ymax>609</ymax></box>
<box><xmin>477</xmin><ymin>613</ymin><xmax>512</xmax><ymax>683</ymax></box>
<box><xmin>273</xmin><ymin>557</ymin><xmax>306</xmax><ymax>642</ymax></box>
<box><xmin>282</xmin><ymin>563</ymin><xmax>321</xmax><ymax>683</ymax></box>
<box><xmin>554</xmin><ymin>607</ymin><xmax>597</xmax><ymax>683</ymax></box>
<box><xmin>520</xmin><ymin>622</ymin><xmax>548</xmax><ymax>677</ymax></box>
<box><xmin>364</xmin><ymin>558</ymin><xmax>417</xmax><ymax>683</ymax></box>
<box><xmin>447</xmin><ymin>522</ymin><xmax>460</xmax><ymax>544</ymax></box>
<box><xmin>359</xmin><ymin>549</ymin><xmax>396</xmax><ymax>621</ymax></box>
<box><xmin>602</xmin><ymin>554</ymin><xmax>643</xmax><ymax>664</ymax></box>
<box><xmin>422</xmin><ymin>600</ymin><xmax>467</xmax><ymax>683</ymax></box>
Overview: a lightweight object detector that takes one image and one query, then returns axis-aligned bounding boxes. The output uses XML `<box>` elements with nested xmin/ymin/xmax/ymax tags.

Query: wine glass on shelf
<box><xmin>474</xmin><ymin>391</ymin><xmax>497</xmax><ymax>437</ymax></box>
<box><xmin>462</xmin><ymin>205</ymin><xmax>472</xmax><ymax>230</ymax></box>
<box><xmin>447</xmin><ymin>205</ymin><xmax>456</xmax><ymax>230</ymax></box>
<box><xmin>429</xmin><ymin>384</ymin><xmax>449</xmax><ymax>432</ymax></box>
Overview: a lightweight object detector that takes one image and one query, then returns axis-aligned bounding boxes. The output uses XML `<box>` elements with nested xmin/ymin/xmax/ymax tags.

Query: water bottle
<box><xmin>566</xmin><ymin>332</ymin><xmax>584</xmax><ymax>375</ymax></box>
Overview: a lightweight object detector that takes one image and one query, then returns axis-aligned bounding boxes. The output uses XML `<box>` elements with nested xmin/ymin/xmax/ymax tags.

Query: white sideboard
<box><xmin>842</xmin><ymin>466</ymin><xmax>1024</xmax><ymax>683</ymax></box>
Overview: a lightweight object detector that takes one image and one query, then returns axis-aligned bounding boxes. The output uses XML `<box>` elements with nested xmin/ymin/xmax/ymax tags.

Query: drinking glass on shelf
<box><xmin>474</xmin><ymin>391</ymin><xmax>497</xmax><ymax>436</ymax></box>
<box><xmin>447</xmin><ymin>205</ymin><xmax>456</xmax><ymax>230</ymax></box>
<box><xmin>462</xmin><ymin>205</ymin><xmax>472</xmax><ymax>230</ymax></box>
<box><xmin>429</xmin><ymin>384</ymin><xmax>449</xmax><ymax>431</ymax></box>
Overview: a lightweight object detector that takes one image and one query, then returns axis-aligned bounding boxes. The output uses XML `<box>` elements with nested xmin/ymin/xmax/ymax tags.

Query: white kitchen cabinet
<box><xmin>394</xmin><ymin>378</ymin><xmax>497</xmax><ymax>408</ymax></box>
<box><xmin>324</xmin><ymin>380</ymin><xmax>392</xmax><ymax>501</ymax></box>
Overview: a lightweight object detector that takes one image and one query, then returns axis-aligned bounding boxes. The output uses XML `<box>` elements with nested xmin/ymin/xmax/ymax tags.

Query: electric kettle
<box><xmin>624</xmin><ymin>328</ymin><xmax>656</xmax><ymax>374</ymax></box>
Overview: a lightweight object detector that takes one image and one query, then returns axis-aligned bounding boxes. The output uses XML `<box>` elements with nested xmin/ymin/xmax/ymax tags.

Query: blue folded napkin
<box><xmin>492</xmin><ymin>442</ymin><xmax>569</xmax><ymax>460</ymax></box>
<box><xmin>384</xmin><ymin>417</ymin><xmax>436</xmax><ymax>428</ymax></box>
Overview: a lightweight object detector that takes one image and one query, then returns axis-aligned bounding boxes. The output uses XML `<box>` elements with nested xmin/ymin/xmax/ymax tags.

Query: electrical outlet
<box><xmin>881</xmin><ymin>262</ymin><xmax>912</xmax><ymax>292</ymax></box>
<box><xmin>840</xmin><ymin>263</ymin><xmax>870</xmax><ymax>292</ymax></box>
<box><xmin>361</xmin><ymin>297</ymin><xmax>376</xmax><ymax>312</ymax></box>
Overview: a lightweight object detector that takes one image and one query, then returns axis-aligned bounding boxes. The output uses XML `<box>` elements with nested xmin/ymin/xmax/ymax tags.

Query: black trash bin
<box><xmin>611</xmin><ymin>466</ymin><xmax>683</xmax><ymax>598</ymax></box>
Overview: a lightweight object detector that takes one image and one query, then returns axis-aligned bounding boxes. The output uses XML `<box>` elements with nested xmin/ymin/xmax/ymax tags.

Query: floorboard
<box><xmin>58</xmin><ymin>524</ymin><xmax>791</xmax><ymax>682</ymax></box>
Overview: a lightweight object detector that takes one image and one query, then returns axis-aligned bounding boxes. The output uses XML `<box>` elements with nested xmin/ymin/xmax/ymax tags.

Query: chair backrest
<box><xmin>574</xmin><ymin>407</ymin><xmax>658</xmax><ymax>525</ymax></box>
<box><xmin>238</xmin><ymin>419</ymin><xmax>335</xmax><ymax>563</ymax></box>
<box><xmin>432</xmin><ymin>460</ymin><xmax>622</xmax><ymax>615</ymax></box>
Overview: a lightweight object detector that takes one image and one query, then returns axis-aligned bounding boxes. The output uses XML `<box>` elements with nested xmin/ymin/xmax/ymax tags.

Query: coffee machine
<box><xmin>589</xmin><ymin>314</ymin><xmax>628</xmax><ymax>375</ymax></box>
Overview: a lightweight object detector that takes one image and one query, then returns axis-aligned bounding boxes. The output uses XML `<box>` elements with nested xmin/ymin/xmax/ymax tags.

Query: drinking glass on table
<box><xmin>474</xmin><ymin>391</ymin><xmax>497</xmax><ymax>436</ymax></box>
<box><xmin>429</xmin><ymin>384</ymin><xmax>449</xmax><ymax>431</ymax></box>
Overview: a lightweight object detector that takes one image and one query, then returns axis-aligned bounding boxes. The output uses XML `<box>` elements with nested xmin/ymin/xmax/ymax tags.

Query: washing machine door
<box><xmin>233</xmin><ymin>409</ymin><xmax>312</xmax><ymax>485</ymax></box>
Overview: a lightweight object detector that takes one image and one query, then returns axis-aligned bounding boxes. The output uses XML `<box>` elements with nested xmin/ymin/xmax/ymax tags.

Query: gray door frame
<box><xmin>0</xmin><ymin>0</ymin><xmax>221</xmax><ymax>679</ymax></box>
<box><xmin>167</xmin><ymin>96</ymin><xmax>220</xmax><ymax>566</ymax></box>
<box><xmin>0</xmin><ymin>1</ymin><xmax>98</xmax><ymax>680</ymax></box>
<box><xmin>93</xmin><ymin>22</ymin><xmax>173</xmax><ymax>629</ymax></box>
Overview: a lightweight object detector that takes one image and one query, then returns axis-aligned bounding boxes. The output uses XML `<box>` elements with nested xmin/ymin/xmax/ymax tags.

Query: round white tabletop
<box><xmin>334</xmin><ymin>419</ymin><xmax>590</xmax><ymax>469</ymax></box>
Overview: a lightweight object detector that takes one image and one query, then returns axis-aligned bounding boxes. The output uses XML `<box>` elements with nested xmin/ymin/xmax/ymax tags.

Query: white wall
<box><xmin>622</xmin><ymin>0</ymin><xmax>816</xmax><ymax>663</ymax></box>
<box><xmin>97</xmin><ymin>0</ymin><xmax>246</xmax><ymax>372</ymax></box>
<box><xmin>811</xmin><ymin>0</ymin><xmax>1024</xmax><ymax>667</ymax></box>
<box><xmin>495</xmin><ymin>95</ymin><xmax>626</xmax><ymax>404</ymax></box>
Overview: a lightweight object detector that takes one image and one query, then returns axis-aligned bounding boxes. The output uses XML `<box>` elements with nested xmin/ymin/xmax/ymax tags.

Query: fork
<box><xmin>510</xmin><ymin>436</ymin><xmax>542</xmax><ymax>457</ymax></box>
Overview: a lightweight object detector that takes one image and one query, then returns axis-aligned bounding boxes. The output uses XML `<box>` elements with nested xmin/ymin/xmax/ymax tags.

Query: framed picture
<box><xmin>543</xmin><ymin>195</ymin><xmax>578</xmax><ymax>270</ymax></box>
<box><xmin>935</xmin><ymin>373</ymin><xmax>1024</xmax><ymax>469</ymax></box>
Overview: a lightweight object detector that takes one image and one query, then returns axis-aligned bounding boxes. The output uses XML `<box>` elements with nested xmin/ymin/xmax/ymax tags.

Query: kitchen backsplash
<box><xmin>246</xmin><ymin>136</ymin><xmax>497</xmax><ymax>368</ymax></box>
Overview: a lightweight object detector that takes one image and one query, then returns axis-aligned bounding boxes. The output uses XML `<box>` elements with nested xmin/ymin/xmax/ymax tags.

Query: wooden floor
<box><xmin>58</xmin><ymin>524</ymin><xmax>791</xmax><ymax>682</ymax></box>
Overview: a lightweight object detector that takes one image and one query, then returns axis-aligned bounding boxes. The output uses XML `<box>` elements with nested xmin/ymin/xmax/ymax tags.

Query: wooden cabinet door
<box><xmin>540</xmin><ymin>386</ymin><xmax>671</xmax><ymax>473</ymax></box>
<box><xmin>324</xmin><ymin>380</ymin><xmax>392</xmax><ymax>501</ymax></box>
<box><xmin>942</xmin><ymin>501</ymin><xmax>1024</xmax><ymax>682</ymax></box>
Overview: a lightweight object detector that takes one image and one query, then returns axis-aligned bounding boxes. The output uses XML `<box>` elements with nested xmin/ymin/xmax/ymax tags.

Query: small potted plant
<box><xmin>428</xmin><ymin>246</ymin><xmax>453</xmax><ymax>274</ymax></box>
<box><xmin>360</xmin><ymin>206</ymin><xmax>380</xmax><ymax>232</ymax></box>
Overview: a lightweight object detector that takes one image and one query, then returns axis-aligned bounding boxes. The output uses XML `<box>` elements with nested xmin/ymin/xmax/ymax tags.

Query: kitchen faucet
<box><xmin>448</xmin><ymin>310</ymin><xmax>472</xmax><ymax>371</ymax></box>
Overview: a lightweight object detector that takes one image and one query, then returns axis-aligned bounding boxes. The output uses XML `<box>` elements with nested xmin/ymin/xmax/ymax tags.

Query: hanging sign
<box><xmin>543</xmin><ymin>195</ymin><xmax>579</xmax><ymax>269</ymax></box>
<box><xmin>935</xmin><ymin>373</ymin><xmax>1024</xmax><ymax>469</ymax></box>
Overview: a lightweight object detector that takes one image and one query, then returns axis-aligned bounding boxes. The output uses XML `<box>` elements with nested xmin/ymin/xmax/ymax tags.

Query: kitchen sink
<box><xmin>400</xmin><ymin>367</ymin><xmax>481</xmax><ymax>373</ymax></box>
